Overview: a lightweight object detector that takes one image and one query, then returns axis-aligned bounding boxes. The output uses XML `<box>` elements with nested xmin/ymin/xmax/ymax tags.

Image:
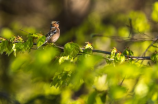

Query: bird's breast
<box><xmin>49</xmin><ymin>33</ymin><xmax>60</xmax><ymax>43</ymax></box>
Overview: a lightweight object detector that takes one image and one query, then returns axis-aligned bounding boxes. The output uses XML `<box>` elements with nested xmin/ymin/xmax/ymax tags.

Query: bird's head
<box><xmin>51</xmin><ymin>21</ymin><xmax>59</xmax><ymax>28</ymax></box>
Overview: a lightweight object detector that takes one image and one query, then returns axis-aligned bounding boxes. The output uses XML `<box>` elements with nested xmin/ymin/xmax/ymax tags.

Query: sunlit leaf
<box><xmin>59</xmin><ymin>56</ymin><xmax>71</xmax><ymax>64</ymax></box>
<box><xmin>0</xmin><ymin>28</ymin><xmax>14</xmax><ymax>39</ymax></box>
<box><xmin>37</xmin><ymin>36</ymin><xmax>46</xmax><ymax>48</ymax></box>
<box><xmin>110</xmin><ymin>47</ymin><xmax>117</xmax><ymax>59</ymax></box>
<box><xmin>109</xmin><ymin>86</ymin><xmax>127</xmax><ymax>99</ymax></box>
<box><xmin>12</xmin><ymin>44</ymin><xmax>16</xmax><ymax>57</ymax></box>
<box><xmin>6</xmin><ymin>42</ymin><xmax>13</xmax><ymax>55</ymax></box>
<box><xmin>87</xmin><ymin>91</ymin><xmax>97</xmax><ymax>104</ymax></box>
<box><xmin>151</xmin><ymin>51</ymin><xmax>158</xmax><ymax>62</ymax></box>
<box><xmin>129</xmin><ymin>11</ymin><xmax>150</xmax><ymax>32</ymax></box>
<box><xmin>24</xmin><ymin>36</ymin><xmax>34</xmax><ymax>50</ymax></box>
<box><xmin>64</xmin><ymin>42</ymin><xmax>80</xmax><ymax>57</ymax></box>
<box><xmin>85</xmin><ymin>42</ymin><xmax>93</xmax><ymax>49</ymax></box>
<box><xmin>151</xmin><ymin>2</ymin><xmax>158</xmax><ymax>22</ymax></box>
<box><xmin>123</xmin><ymin>48</ymin><xmax>134</xmax><ymax>56</ymax></box>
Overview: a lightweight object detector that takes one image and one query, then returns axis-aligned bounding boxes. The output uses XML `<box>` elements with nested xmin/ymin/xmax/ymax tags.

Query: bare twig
<box><xmin>142</xmin><ymin>39</ymin><xmax>158</xmax><ymax>57</ymax></box>
<box><xmin>140</xmin><ymin>39</ymin><xmax>158</xmax><ymax>63</ymax></box>
<box><xmin>119</xmin><ymin>77</ymin><xmax>125</xmax><ymax>86</ymax></box>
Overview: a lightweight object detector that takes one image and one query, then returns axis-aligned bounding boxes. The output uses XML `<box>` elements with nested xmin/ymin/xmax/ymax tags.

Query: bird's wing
<box><xmin>37</xmin><ymin>28</ymin><xmax>57</xmax><ymax>48</ymax></box>
<box><xmin>45</xmin><ymin>29</ymin><xmax>57</xmax><ymax>42</ymax></box>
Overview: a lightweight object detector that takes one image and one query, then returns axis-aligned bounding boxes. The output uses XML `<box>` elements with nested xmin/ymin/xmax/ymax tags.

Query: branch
<box><xmin>92</xmin><ymin>49</ymin><xmax>150</xmax><ymax>60</ymax></box>
<box><xmin>142</xmin><ymin>40</ymin><xmax>158</xmax><ymax>57</ymax></box>
<box><xmin>53</xmin><ymin>45</ymin><xmax>151</xmax><ymax>60</ymax></box>
<box><xmin>140</xmin><ymin>39</ymin><xmax>158</xmax><ymax>63</ymax></box>
<box><xmin>0</xmin><ymin>41</ymin><xmax>151</xmax><ymax>60</ymax></box>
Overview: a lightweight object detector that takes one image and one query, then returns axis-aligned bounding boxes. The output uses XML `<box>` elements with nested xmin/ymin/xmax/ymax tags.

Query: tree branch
<box><xmin>53</xmin><ymin>45</ymin><xmax>151</xmax><ymax>60</ymax></box>
<box><xmin>0</xmin><ymin>41</ymin><xmax>151</xmax><ymax>60</ymax></box>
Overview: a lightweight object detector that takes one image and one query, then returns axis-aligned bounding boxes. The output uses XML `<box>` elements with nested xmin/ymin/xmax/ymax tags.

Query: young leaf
<box><xmin>84</xmin><ymin>42</ymin><xmax>93</xmax><ymax>54</ymax></box>
<box><xmin>32</xmin><ymin>33</ymin><xmax>40</xmax><ymax>38</ymax></box>
<box><xmin>12</xmin><ymin>44</ymin><xmax>16</xmax><ymax>56</ymax></box>
<box><xmin>151</xmin><ymin>51</ymin><xmax>158</xmax><ymax>62</ymax></box>
<box><xmin>24</xmin><ymin>36</ymin><xmax>33</xmax><ymax>50</ymax></box>
<box><xmin>59</xmin><ymin>56</ymin><xmax>70</xmax><ymax>64</ymax></box>
<box><xmin>87</xmin><ymin>91</ymin><xmax>97</xmax><ymax>104</ymax></box>
<box><xmin>16</xmin><ymin>36</ymin><xmax>24</xmax><ymax>42</ymax></box>
<box><xmin>37</xmin><ymin>36</ymin><xmax>46</xmax><ymax>48</ymax></box>
<box><xmin>15</xmin><ymin>43</ymin><xmax>25</xmax><ymax>51</ymax></box>
<box><xmin>0</xmin><ymin>40</ymin><xmax>8</xmax><ymax>54</ymax></box>
<box><xmin>110</xmin><ymin>47</ymin><xmax>117</xmax><ymax>59</ymax></box>
<box><xmin>9</xmin><ymin>36</ymin><xmax>16</xmax><ymax>42</ymax></box>
<box><xmin>85</xmin><ymin>42</ymin><xmax>93</xmax><ymax>49</ymax></box>
<box><xmin>123</xmin><ymin>48</ymin><xmax>133</xmax><ymax>56</ymax></box>
<box><xmin>6</xmin><ymin>42</ymin><xmax>13</xmax><ymax>56</ymax></box>
<box><xmin>114</xmin><ymin>53</ymin><xmax>125</xmax><ymax>64</ymax></box>
<box><xmin>64</xmin><ymin>42</ymin><xmax>80</xmax><ymax>57</ymax></box>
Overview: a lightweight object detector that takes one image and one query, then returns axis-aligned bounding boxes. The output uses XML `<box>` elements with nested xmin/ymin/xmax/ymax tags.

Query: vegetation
<box><xmin>1</xmin><ymin>1</ymin><xmax>158</xmax><ymax>104</ymax></box>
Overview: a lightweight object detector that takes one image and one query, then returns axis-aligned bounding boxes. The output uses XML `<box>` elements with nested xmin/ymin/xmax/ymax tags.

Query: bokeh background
<box><xmin>0</xmin><ymin>0</ymin><xmax>158</xmax><ymax>103</ymax></box>
<box><xmin>1</xmin><ymin>0</ymin><xmax>157</xmax><ymax>50</ymax></box>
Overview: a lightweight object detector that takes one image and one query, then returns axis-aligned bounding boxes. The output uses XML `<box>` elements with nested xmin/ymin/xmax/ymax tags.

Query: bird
<box><xmin>38</xmin><ymin>21</ymin><xmax>60</xmax><ymax>48</ymax></box>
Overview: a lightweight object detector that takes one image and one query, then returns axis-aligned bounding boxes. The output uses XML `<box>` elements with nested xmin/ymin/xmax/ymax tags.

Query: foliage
<box><xmin>1</xmin><ymin>2</ymin><xmax>158</xmax><ymax>104</ymax></box>
<box><xmin>0</xmin><ymin>32</ymin><xmax>158</xmax><ymax>104</ymax></box>
<box><xmin>151</xmin><ymin>2</ymin><xmax>158</xmax><ymax>22</ymax></box>
<box><xmin>151</xmin><ymin>51</ymin><xmax>158</xmax><ymax>63</ymax></box>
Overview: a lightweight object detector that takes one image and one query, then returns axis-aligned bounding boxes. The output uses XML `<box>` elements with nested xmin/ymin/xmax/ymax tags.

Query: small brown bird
<box><xmin>38</xmin><ymin>21</ymin><xmax>60</xmax><ymax>48</ymax></box>
<box><xmin>46</xmin><ymin>21</ymin><xmax>60</xmax><ymax>43</ymax></box>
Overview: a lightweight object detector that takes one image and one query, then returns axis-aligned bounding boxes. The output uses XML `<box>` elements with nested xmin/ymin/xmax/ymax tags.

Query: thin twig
<box><xmin>142</xmin><ymin>40</ymin><xmax>158</xmax><ymax>57</ymax></box>
<box><xmin>140</xmin><ymin>39</ymin><xmax>158</xmax><ymax>63</ymax></box>
<box><xmin>119</xmin><ymin>77</ymin><xmax>125</xmax><ymax>86</ymax></box>
<box><xmin>19</xmin><ymin>29</ymin><xmax>31</xmax><ymax>34</ymax></box>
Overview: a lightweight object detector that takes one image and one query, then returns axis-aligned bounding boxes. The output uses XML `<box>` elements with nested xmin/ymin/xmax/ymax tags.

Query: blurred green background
<box><xmin>1</xmin><ymin>0</ymin><xmax>158</xmax><ymax>104</ymax></box>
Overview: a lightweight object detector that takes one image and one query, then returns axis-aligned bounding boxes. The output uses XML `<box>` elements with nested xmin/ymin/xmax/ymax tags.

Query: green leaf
<box><xmin>6</xmin><ymin>42</ymin><xmax>13</xmax><ymax>55</ymax></box>
<box><xmin>87</xmin><ymin>91</ymin><xmax>97</xmax><ymax>104</ymax></box>
<box><xmin>0</xmin><ymin>39</ymin><xmax>8</xmax><ymax>54</ymax></box>
<box><xmin>151</xmin><ymin>51</ymin><xmax>158</xmax><ymax>62</ymax></box>
<box><xmin>59</xmin><ymin>56</ymin><xmax>73</xmax><ymax>64</ymax></box>
<box><xmin>151</xmin><ymin>2</ymin><xmax>158</xmax><ymax>22</ymax></box>
<box><xmin>100</xmin><ymin>92</ymin><xmax>107</xmax><ymax>103</ymax></box>
<box><xmin>37</xmin><ymin>36</ymin><xmax>46</xmax><ymax>48</ymax></box>
<box><xmin>83</xmin><ymin>48</ymin><xmax>93</xmax><ymax>54</ymax></box>
<box><xmin>64</xmin><ymin>42</ymin><xmax>80</xmax><ymax>57</ymax></box>
<box><xmin>32</xmin><ymin>33</ymin><xmax>40</xmax><ymax>38</ymax></box>
<box><xmin>59</xmin><ymin>56</ymin><xmax>69</xmax><ymax>64</ymax></box>
<box><xmin>83</xmin><ymin>42</ymin><xmax>93</xmax><ymax>54</ymax></box>
<box><xmin>12</xmin><ymin>44</ymin><xmax>16</xmax><ymax>57</ymax></box>
<box><xmin>113</xmin><ymin>52</ymin><xmax>126</xmax><ymax>64</ymax></box>
<box><xmin>110</xmin><ymin>47</ymin><xmax>117</xmax><ymax>59</ymax></box>
<box><xmin>9</xmin><ymin>36</ymin><xmax>16</xmax><ymax>42</ymax></box>
<box><xmin>153</xmin><ymin>2</ymin><xmax>158</xmax><ymax>12</ymax></box>
<box><xmin>0</xmin><ymin>39</ymin><xmax>13</xmax><ymax>55</ymax></box>
<box><xmin>24</xmin><ymin>36</ymin><xmax>34</xmax><ymax>50</ymax></box>
<box><xmin>123</xmin><ymin>48</ymin><xmax>133</xmax><ymax>56</ymax></box>
<box><xmin>129</xmin><ymin>11</ymin><xmax>150</xmax><ymax>32</ymax></box>
<box><xmin>51</xmin><ymin>71</ymin><xmax>72</xmax><ymax>87</ymax></box>
<box><xmin>15</xmin><ymin>42</ymin><xmax>25</xmax><ymax>51</ymax></box>
<box><xmin>109</xmin><ymin>86</ymin><xmax>127</xmax><ymax>99</ymax></box>
<box><xmin>85</xmin><ymin>42</ymin><xmax>93</xmax><ymax>49</ymax></box>
<box><xmin>120</xmin><ymin>54</ymin><xmax>125</xmax><ymax>63</ymax></box>
<box><xmin>0</xmin><ymin>28</ymin><xmax>14</xmax><ymax>39</ymax></box>
<box><xmin>114</xmin><ymin>53</ymin><xmax>121</xmax><ymax>62</ymax></box>
<box><xmin>16</xmin><ymin>36</ymin><xmax>24</xmax><ymax>42</ymax></box>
